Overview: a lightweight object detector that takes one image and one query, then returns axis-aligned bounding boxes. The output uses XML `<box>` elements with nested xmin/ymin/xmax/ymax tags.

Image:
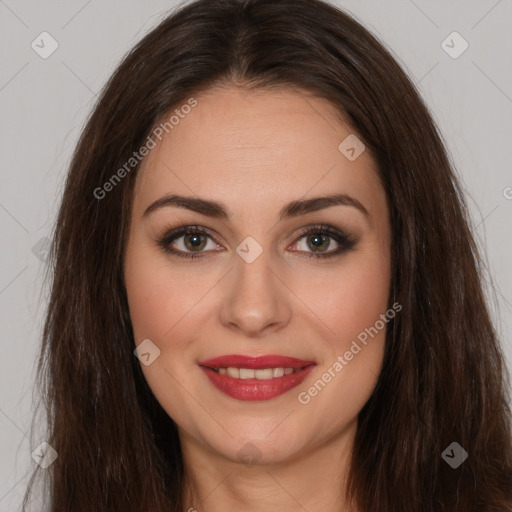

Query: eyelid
<box><xmin>156</xmin><ymin>223</ymin><xmax>357</xmax><ymax>260</ymax></box>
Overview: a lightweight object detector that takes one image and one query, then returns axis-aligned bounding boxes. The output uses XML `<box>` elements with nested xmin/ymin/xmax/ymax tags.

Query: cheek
<box><xmin>124</xmin><ymin>264</ymin><xmax>170</xmax><ymax>343</ymax></box>
<box><xmin>124</xmin><ymin>240</ymin><xmax>211</xmax><ymax>344</ymax></box>
<box><xmin>293</xmin><ymin>248</ymin><xmax>391</xmax><ymax>419</ymax></box>
<box><xmin>292</xmin><ymin>251</ymin><xmax>391</xmax><ymax>416</ymax></box>
<box><xmin>294</xmin><ymin>250</ymin><xmax>390</xmax><ymax>348</ymax></box>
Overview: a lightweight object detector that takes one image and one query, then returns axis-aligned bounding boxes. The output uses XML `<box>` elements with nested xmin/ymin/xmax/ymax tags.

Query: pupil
<box><xmin>309</xmin><ymin>234</ymin><xmax>327</xmax><ymax>251</ymax></box>
<box><xmin>186</xmin><ymin>234</ymin><xmax>204</xmax><ymax>250</ymax></box>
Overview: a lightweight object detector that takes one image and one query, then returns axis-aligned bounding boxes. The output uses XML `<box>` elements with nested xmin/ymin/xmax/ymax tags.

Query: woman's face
<box><xmin>124</xmin><ymin>86</ymin><xmax>391</xmax><ymax>465</ymax></box>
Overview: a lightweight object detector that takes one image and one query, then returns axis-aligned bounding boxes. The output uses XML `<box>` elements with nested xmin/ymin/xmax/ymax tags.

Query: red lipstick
<box><xmin>198</xmin><ymin>354</ymin><xmax>316</xmax><ymax>401</ymax></box>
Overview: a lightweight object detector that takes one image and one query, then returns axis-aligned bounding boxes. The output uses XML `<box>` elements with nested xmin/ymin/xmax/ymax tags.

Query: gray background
<box><xmin>1</xmin><ymin>1</ymin><xmax>511</xmax><ymax>510</ymax></box>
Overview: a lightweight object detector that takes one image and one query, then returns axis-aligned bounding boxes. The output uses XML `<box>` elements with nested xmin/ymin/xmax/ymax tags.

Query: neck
<box><xmin>179</xmin><ymin>420</ymin><xmax>359</xmax><ymax>512</ymax></box>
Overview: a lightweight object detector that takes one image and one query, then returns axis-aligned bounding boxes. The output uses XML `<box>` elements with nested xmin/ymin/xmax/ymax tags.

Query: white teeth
<box><xmin>255</xmin><ymin>368</ymin><xmax>274</xmax><ymax>380</ymax></box>
<box><xmin>227</xmin><ymin>367</ymin><xmax>240</xmax><ymax>378</ymax></box>
<box><xmin>273</xmin><ymin>367</ymin><xmax>285</xmax><ymax>377</ymax></box>
<box><xmin>216</xmin><ymin>367</ymin><xmax>300</xmax><ymax>379</ymax></box>
<box><xmin>239</xmin><ymin>368</ymin><xmax>255</xmax><ymax>379</ymax></box>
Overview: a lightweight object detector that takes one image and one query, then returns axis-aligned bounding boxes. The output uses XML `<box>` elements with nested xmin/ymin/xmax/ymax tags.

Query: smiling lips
<box><xmin>198</xmin><ymin>355</ymin><xmax>316</xmax><ymax>401</ymax></box>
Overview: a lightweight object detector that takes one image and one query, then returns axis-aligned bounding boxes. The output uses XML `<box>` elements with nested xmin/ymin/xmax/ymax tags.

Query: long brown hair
<box><xmin>23</xmin><ymin>0</ymin><xmax>512</xmax><ymax>510</ymax></box>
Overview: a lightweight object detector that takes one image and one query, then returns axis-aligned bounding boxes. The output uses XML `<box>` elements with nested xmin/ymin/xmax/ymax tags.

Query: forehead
<box><xmin>133</xmin><ymin>86</ymin><xmax>383</xmax><ymax>221</ymax></box>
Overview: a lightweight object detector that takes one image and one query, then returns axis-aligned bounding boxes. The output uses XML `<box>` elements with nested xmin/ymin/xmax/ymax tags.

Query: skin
<box><xmin>124</xmin><ymin>86</ymin><xmax>391</xmax><ymax>512</ymax></box>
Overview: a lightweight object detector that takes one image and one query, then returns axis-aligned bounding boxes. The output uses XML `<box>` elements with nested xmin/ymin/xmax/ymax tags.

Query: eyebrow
<box><xmin>142</xmin><ymin>193</ymin><xmax>371</xmax><ymax>223</ymax></box>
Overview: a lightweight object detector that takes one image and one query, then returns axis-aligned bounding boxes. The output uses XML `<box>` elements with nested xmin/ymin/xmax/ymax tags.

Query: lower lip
<box><xmin>200</xmin><ymin>365</ymin><xmax>316</xmax><ymax>401</ymax></box>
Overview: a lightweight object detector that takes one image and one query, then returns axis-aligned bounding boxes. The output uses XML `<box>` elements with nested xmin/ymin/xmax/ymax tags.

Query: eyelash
<box><xmin>156</xmin><ymin>223</ymin><xmax>357</xmax><ymax>261</ymax></box>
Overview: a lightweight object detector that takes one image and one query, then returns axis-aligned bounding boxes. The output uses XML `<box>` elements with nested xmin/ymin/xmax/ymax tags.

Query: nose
<box><xmin>219</xmin><ymin>248</ymin><xmax>292</xmax><ymax>338</ymax></box>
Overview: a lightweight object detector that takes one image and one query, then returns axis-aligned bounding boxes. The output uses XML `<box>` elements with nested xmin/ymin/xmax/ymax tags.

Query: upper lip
<box><xmin>198</xmin><ymin>354</ymin><xmax>316</xmax><ymax>370</ymax></box>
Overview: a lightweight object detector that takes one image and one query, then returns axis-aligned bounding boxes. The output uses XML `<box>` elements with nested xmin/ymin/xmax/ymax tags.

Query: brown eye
<box><xmin>183</xmin><ymin>232</ymin><xmax>208</xmax><ymax>252</ymax></box>
<box><xmin>158</xmin><ymin>223</ymin><xmax>356</xmax><ymax>261</ymax></box>
<box><xmin>305</xmin><ymin>233</ymin><xmax>331</xmax><ymax>252</ymax></box>
<box><xmin>289</xmin><ymin>225</ymin><xmax>356</xmax><ymax>259</ymax></box>
<box><xmin>158</xmin><ymin>226</ymin><xmax>221</xmax><ymax>260</ymax></box>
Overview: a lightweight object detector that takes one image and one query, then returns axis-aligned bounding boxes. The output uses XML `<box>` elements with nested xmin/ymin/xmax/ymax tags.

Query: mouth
<box><xmin>198</xmin><ymin>355</ymin><xmax>316</xmax><ymax>401</ymax></box>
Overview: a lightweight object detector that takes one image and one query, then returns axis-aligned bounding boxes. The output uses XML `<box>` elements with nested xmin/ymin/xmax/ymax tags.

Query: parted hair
<box><xmin>23</xmin><ymin>0</ymin><xmax>512</xmax><ymax>510</ymax></box>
